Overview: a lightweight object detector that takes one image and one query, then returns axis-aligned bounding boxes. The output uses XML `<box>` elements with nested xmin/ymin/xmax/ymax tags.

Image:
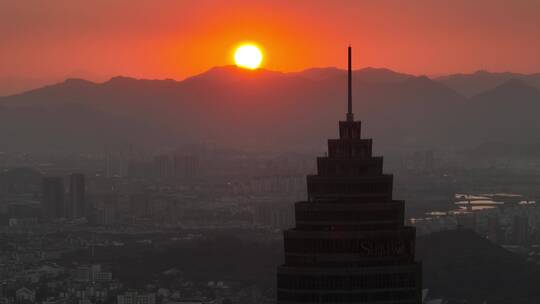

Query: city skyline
<box><xmin>2</xmin><ymin>1</ymin><xmax>540</xmax><ymax>303</ymax></box>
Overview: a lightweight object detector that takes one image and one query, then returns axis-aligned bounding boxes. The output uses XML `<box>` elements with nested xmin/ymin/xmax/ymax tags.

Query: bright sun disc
<box><xmin>234</xmin><ymin>44</ymin><xmax>263</xmax><ymax>69</ymax></box>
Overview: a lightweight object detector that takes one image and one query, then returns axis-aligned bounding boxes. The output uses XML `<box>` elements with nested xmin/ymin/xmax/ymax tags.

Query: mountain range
<box><xmin>1</xmin><ymin>66</ymin><xmax>540</xmax><ymax>153</ymax></box>
<box><xmin>436</xmin><ymin>70</ymin><xmax>540</xmax><ymax>97</ymax></box>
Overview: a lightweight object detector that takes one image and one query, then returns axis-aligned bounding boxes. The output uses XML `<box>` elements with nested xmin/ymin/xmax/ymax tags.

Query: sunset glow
<box><xmin>234</xmin><ymin>44</ymin><xmax>263</xmax><ymax>70</ymax></box>
<box><xmin>2</xmin><ymin>1</ymin><xmax>540</xmax><ymax>84</ymax></box>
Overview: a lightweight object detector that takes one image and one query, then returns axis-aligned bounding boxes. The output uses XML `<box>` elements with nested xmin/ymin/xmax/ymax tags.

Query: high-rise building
<box><xmin>487</xmin><ymin>215</ymin><xmax>503</xmax><ymax>243</ymax></box>
<box><xmin>69</xmin><ymin>173</ymin><xmax>86</xmax><ymax>218</ymax></box>
<box><xmin>153</xmin><ymin>154</ymin><xmax>172</xmax><ymax>179</ymax></box>
<box><xmin>173</xmin><ymin>154</ymin><xmax>200</xmax><ymax>180</ymax></box>
<box><xmin>513</xmin><ymin>215</ymin><xmax>529</xmax><ymax>245</ymax></box>
<box><xmin>277</xmin><ymin>47</ymin><xmax>422</xmax><ymax>304</ymax></box>
<box><xmin>42</xmin><ymin>177</ymin><xmax>65</xmax><ymax>219</ymax></box>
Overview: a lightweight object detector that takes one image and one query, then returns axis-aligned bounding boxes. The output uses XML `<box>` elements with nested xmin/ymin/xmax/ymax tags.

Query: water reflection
<box><xmin>411</xmin><ymin>192</ymin><xmax>538</xmax><ymax>236</ymax></box>
<box><xmin>418</xmin><ymin>193</ymin><xmax>536</xmax><ymax>219</ymax></box>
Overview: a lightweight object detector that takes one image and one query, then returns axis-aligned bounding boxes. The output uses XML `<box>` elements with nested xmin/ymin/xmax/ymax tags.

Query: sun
<box><xmin>234</xmin><ymin>44</ymin><xmax>263</xmax><ymax>70</ymax></box>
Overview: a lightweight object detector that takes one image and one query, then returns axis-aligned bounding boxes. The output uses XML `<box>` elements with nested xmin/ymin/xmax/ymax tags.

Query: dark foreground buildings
<box><xmin>277</xmin><ymin>47</ymin><xmax>422</xmax><ymax>303</ymax></box>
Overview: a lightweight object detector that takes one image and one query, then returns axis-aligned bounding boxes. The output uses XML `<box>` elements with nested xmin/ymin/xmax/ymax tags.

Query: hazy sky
<box><xmin>2</xmin><ymin>0</ymin><xmax>540</xmax><ymax>82</ymax></box>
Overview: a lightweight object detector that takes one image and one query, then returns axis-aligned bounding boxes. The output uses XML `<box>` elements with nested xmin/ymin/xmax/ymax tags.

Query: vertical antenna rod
<box><xmin>347</xmin><ymin>46</ymin><xmax>354</xmax><ymax>121</ymax></box>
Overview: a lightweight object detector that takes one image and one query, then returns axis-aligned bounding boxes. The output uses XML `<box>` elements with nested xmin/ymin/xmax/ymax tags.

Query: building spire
<box><xmin>346</xmin><ymin>45</ymin><xmax>354</xmax><ymax>122</ymax></box>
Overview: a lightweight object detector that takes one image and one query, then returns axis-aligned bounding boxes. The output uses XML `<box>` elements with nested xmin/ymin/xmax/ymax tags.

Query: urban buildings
<box><xmin>277</xmin><ymin>47</ymin><xmax>422</xmax><ymax>303</ymax></box>
<box><xmin>117</xmin><ymin>291</ymin><xmax>156</xmax><ymax>304</ymax></box>
<box><xmin>15</xmin><ymin>287</ymin><xmax>35</xmax><ymax>303</ymax></box>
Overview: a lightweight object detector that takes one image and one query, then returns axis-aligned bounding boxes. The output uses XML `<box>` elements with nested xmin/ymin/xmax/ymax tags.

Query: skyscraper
<box><xmin>277</xmin><ymin>47</ymin><xmax>422</xmax><ymax>304</ymax></box>
<box><xmin>153</xmin><ymin>154</ymin><xmax>172</xmax><ymax>180</ymax></box>
<box><xmin>173</xmin><ymin>154</ymin><xmax>200</xmax><ymax>180</ymax></box>
<box><xmin>69</xmin><ymin>173</ymin><xmax>86</xmax><ymax>218</ymax></box>
<box><xmin>42</xmin><ymin>176</ymin><xmax>65</xmax><ymax>219</ymax></box>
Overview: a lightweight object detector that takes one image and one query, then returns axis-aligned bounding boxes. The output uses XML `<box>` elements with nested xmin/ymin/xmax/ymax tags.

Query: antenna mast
<box><xmin>347</xmin><ymin>46</ymin><xmax>354</xmax><ymax>121</ymax></box>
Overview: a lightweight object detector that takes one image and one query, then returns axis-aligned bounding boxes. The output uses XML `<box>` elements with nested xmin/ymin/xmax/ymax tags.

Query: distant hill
<box><xmin>2</xmin><ymin>66</ymin><xmax>540</xmax><ymax>153</ymax></box>
<box><xmin>459</xmin><ymin>79</ymin><xmax>540</xmax><ymax>144</ymax></box>
<box><xmin>0</xmin><ymin>76</ymin><xmax>56</xmax><ymax>97</ymax></box>
<box><xmin>436</xmin><ymin>70</ymin><xmax>540</xmax><ymax>97</ymax></box>
<box><xmin>418</xmin><ymin>229</ymin><xmax>540</xmax><ymax>303</ymax></box>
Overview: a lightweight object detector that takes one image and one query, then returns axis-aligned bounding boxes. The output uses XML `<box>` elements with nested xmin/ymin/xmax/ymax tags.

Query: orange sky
<box><xmin>1</xmin><ymin>0</ymin><xmax>540</xmax><ymax>82</ymax></box>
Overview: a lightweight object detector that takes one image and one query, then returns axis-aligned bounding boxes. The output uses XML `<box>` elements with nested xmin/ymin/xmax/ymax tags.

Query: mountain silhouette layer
<box><xmin>436</xmin><ymin>70</ymin><xmax>540</xmax><ymax>97</ymax></box>
<box><xmin>1</xmin><ymin>66</ymin><xmax>540</xmax><ymax>153</ymax></box>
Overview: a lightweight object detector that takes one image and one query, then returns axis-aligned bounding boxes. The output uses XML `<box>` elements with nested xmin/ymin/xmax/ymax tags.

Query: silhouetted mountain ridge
<box><xmin>436</xmin><ymin>70</ymin><xmax>540</xmax><ymax>97</ymax></box>
<box><xmin>454</xmin><ymin>79</ymin><xmax>540</xmax><ymax>145</ymax></box>
<box><xmin>292</xmin><ymin>66</ymin><xmax>413</xmax><ymax>83</ymax></box>
<box><xmin>1</xmin><ymin>66</ymin><xmax>540</xmax><ymax>153</ymax></box>
<box><xmin>473</xmin><ymin>78</ymin><xmax>540</xmax><ymax>100</ymax></box>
